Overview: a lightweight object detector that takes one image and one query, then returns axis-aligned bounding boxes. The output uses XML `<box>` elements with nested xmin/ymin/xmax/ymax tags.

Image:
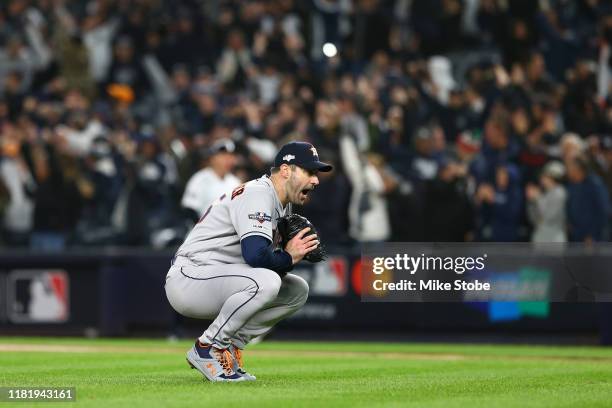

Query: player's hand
<box><xmin>285</xmin><ymin>227</ymin><xmax>319</xmax><ymax>265</ymax></box>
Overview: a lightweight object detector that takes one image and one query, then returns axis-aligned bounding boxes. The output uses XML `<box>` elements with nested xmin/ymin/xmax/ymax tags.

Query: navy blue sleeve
<box><xmin>241</xmin><ymin>235</ymin><xmax>293</xmax><ymax>274</ymax></box>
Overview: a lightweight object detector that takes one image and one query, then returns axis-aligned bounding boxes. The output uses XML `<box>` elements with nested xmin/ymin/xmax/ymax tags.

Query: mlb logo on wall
<box><xmin>7</xmin><ymin>270</ymin><xmax>69</xmax><ymax>323</ymax></box>
<box><xmin>293</xmin><ymin>257</ymin><xmax>348</xmax><ymax>296</ymax></box>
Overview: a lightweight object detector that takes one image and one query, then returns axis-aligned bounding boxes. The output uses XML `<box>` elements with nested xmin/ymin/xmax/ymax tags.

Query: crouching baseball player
<box><xmin>165</xmin><ymin>141</ymin><xmax>332</xmax><ymax>382</ymax></box>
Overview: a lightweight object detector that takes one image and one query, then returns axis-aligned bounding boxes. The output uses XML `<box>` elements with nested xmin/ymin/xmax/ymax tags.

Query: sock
<box><xmin>196</xmin><ymin>340</ymin><xmax>210</xmax><ymax>348</ymax></box>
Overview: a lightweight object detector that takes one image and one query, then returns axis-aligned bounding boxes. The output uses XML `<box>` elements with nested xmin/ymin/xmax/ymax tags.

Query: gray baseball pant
<box><xmin>164</xmin><ymin>255</ymin><xmax>309</xmax><ymax>349</ymax></box>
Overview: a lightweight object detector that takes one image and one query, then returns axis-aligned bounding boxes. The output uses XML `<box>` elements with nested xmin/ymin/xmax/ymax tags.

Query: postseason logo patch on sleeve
<box><xmin>248</xmin><ymin>212</ymin><xmax>272</xmax><ymax>224</ymax></box>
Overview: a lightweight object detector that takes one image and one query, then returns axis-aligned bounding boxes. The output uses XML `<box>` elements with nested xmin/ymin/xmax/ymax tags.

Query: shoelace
<box><xmin>213</xmin><ymin>348</ymin><xmax>235</xmax><ymax>376</ymax></box>
<box><xmin>233</xmin><ymin>347</ymin><xmax>244</xmax><ymax>369</ymax></box>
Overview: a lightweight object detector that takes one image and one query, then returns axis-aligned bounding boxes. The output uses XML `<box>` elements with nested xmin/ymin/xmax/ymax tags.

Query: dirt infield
<box><xmin>0</xmin><ymin>343</ymin><xmax>465</xmax><ymax>361</ymax></box>
<box><xmin>2</xmin><ymin>343</ymin><xmax>612</xmax><ymax>363</ymax></box>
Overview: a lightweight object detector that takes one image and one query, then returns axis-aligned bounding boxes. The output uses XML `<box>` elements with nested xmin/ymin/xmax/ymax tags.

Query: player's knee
<box><xmin>252</xmin><ymin>268</ymin><xmax>282</xmax><ymax>300</ymax></box>
<box><xmin>287</xmin><ymin>274</ymin><xmax>309</xmax><ymax>307</ymax></box>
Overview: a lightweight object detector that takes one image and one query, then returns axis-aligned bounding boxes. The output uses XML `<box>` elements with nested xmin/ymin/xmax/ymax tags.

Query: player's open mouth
<box><xmin>300</xmin><ymin>188</ymin><xmax>312</xmax><ymax>198</ymax></box>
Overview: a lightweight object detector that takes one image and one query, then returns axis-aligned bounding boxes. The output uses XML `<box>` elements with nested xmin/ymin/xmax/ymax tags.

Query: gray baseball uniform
<box><xmin>165</xmin><ymin>175</ymin><xmax>308</xmax><ymax>349</ymax></box>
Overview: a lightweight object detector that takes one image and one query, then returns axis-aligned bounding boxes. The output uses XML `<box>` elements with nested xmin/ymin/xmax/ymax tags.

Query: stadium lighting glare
<box><xmin>322</xmin><ymin>42</ymin><xmax>337</xmax><ymax>58</ymax></box>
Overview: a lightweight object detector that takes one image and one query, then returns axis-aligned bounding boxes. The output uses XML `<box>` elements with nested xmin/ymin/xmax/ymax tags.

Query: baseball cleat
<box><xmin>229</xmin><ymin>344</ymin><xmax>256</xmax><ymax>381</ymax></box>
<box><xmin>186</xmin><ymin>341</ymin><xmax>245</xmax><ymax>382</ymax></box>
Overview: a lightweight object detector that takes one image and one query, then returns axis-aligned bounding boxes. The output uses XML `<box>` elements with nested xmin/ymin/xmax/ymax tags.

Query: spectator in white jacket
<box><xmin>340</xmin><ymin>133</ymin><xmax>394</xmax><ymax>242</ymax></box>
<box><xmin>526</xmin><ymin>161</ymin><xmax>567</xmax><ymax>243</ymax></box>
<box><xmin>0</xmin><ymin>133</ymin><xmax>35</xmax><ymax>245</ymax></box>
<box><xmin>181</xmin><ymin>138</ymin><xmax>241</xmax><ymax>223</ymax></box>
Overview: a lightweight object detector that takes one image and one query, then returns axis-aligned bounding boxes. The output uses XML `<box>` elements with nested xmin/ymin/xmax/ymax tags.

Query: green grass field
<box><xmin>1</xmin><ymin>337</ymin><xmax>611</xmax><ymax>407</ymax></box>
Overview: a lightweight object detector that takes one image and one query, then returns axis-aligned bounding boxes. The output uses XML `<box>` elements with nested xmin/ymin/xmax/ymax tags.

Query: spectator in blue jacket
<box><xmin>475</xmin><ymin>163</ymin><xmax>523</xmax><ymax>241</ymax></box>
<box><xmin>469</xmin><ymin>109</ymin><xmax>520</xmax><ymax>185</ymax></box>
<box><xmin>566</xmin><ymin>156</ymin><xmax>610</xmax><ymax>242</ymax></box>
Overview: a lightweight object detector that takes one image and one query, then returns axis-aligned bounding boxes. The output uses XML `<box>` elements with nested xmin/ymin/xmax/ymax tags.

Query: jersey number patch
<box><xmin>231</xmin><ymin>184</ymin><xmax>245</xmax><ymax>200</ymax></box>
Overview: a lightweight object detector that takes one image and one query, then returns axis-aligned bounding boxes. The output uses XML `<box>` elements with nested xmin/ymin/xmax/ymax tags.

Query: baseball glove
<box><xmin>277</xmin><ymin>214</ymin><xmax>326</xmax><ymax>263</ymax></box>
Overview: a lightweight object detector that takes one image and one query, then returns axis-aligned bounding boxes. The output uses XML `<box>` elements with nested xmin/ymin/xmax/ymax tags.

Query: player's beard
<box><xmin>287</xmin><ymin>172</ymin><xmax>309</xmax><ymax>205</ymax></box>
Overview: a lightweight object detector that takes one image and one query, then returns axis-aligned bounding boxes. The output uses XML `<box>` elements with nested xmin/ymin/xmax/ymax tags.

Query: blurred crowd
<box><xmin>1</xmin><ymin>0</ymin><xmax>612</xmax><ymax>250</ymax></box>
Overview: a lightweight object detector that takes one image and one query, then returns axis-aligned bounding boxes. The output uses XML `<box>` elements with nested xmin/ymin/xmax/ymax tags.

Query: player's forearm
<box><xmin>240</xmin><ymin>235</ymin><xmax>293</xmax><ymax>274</ymax></box>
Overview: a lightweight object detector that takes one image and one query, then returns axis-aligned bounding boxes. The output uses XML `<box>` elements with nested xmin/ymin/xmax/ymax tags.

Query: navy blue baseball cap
<box><xmin>274</xmin><ymin>141</ymin><xmax>333</xmax><ymax>172</ymax></box>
